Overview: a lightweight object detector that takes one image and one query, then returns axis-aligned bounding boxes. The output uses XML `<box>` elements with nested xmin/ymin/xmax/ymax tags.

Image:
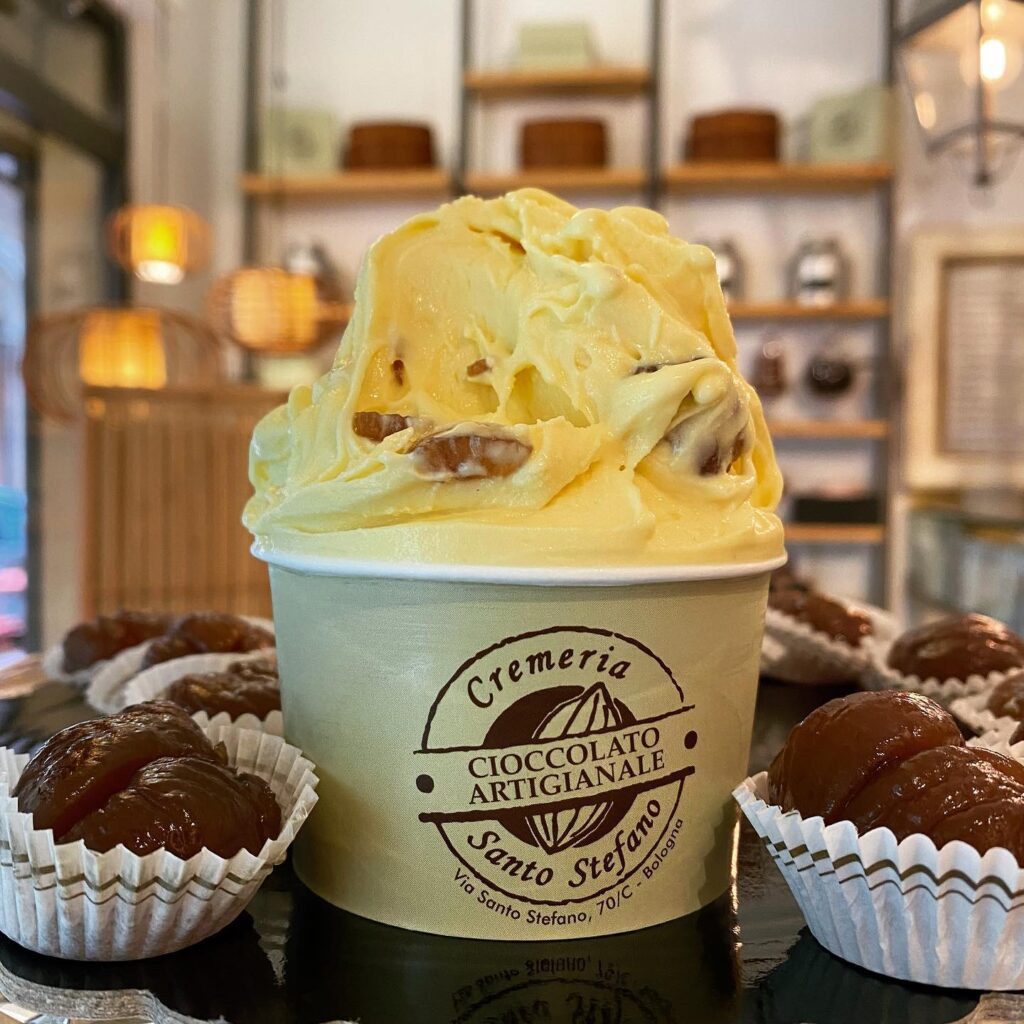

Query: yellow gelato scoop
<box><xmin>244</xmin><ymin>189</ymin><xmax>783</xmax><ymax>567</ymax></box>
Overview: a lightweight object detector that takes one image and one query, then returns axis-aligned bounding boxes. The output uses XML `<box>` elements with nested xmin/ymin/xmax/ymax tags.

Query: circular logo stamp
<box><xmin>414</xmin><ymin>626</ymin><xmax>697</xmax><ymax>908</ymax></box>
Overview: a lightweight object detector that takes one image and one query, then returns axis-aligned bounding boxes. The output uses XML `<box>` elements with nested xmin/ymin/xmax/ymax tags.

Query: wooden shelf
<box><xmin>769</xmin><ymin>419</ymin><xmax>888</xmax><ymax>440</ymax></box>
<box><xmin>241</xmin><ymin>169</ymin><xmax>451</xmax><ymax>200</ymax></box>
<box><xmin>464</xmin><ymin>168</ymin><xmax>647</xmax><ymax>195</ymax></box>
<box><xmin>785</xmin><ymin>523</ymin><xmax>886</xmax><ymax>545</ymax></box>
<box><xmin>664</xmin><ymin>161</ymin><xmax>892</xmax><ymax>194</ymax></box>
<box><xmin>465</xmin><ymin>65</ymin><xmax>650</xmax><ymax>98</ymax></box>
<box><xmin>728</xmin><ymin>299</ymin><xmax>889</xmax><ymax>321</ymax></box>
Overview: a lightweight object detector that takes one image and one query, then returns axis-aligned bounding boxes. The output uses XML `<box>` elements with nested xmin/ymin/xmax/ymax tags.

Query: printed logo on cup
<box><xmin>415</xmin><ymin>627</ymin><xmax>697</xmax><ymax>915</ymax></box>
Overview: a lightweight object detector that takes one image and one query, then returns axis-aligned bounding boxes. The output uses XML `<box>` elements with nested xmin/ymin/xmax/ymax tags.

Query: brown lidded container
<box><xmin>520</xmin><ymin>118</ymin><xmax>607</xmax><ymax>169</ymax></box>
<box><xmin>685</xmin><ymin>109</ymin><xmax>779</xmax><ymax>162</ymax></box>
<box><xmin>343</xmin><ymin>122</ymin><xmax>435</xmax><ymax>170</ymax></box>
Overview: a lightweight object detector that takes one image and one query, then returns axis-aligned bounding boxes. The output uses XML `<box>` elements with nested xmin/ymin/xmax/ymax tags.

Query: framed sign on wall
<box><xmin>905</xmin><ymin>229</ymin><xmax>1024</xmax><ymax>491</ymax></box>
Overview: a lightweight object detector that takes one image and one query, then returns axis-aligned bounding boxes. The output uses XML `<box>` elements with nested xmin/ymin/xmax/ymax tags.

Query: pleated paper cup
<box><xmin>0</xmin><ymin>723</ymin><xmax>318</xmax><ymax>961</ymax></box>
<box><xmin>760</xmin><ymin>603</ymin><xmax>895</xmax><ymax>687</ymax></box>
<box><xmin>950</xmin><ymin>692</ymin><xmax>1022</xmax><ymax>737</ymax></box>
<box><xmin>86</xmin><ymin>617</ymin><xmax>276</xmax><ymax>715</ymax></box>
<box><xmin>863</xmin><ymin>644</ymin><xmax>1016</xmax><ymax>708</ymax></box>
<box><xmin>256</xmin><ymin>547</ymin><xmax>784</xmax><ymax>941</ymax></box>
<box><xmin>121</xmin><ymin>651</ymin><xmax>282</xmax><ymax>736</ymax></box>
<box><xmin>41</xmin><ymin>643</ymin><xmax>113</xmax><ymax>689</ymax></box>
<box><xmin>968</xmin><ymin>727</ymin><xmax>1024</xmax><ymax>758</ymax></box>
<box><xmin>735</xmin><ymin>771</ymin><xmax>1024</xmax><ymax>990</ymax></box>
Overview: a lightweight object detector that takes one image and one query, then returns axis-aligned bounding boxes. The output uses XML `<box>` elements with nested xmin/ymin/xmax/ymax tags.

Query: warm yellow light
<box><xmin>981</xmin><ymin>35</ymin><xmax>1009</xmax><ymax>79</ymax></box>
<box><xmin>211</xmin><ymin>268</ymin><xmax>325</xmax><ymax>353</ymax></box>
<box><xmin>78</xmin><ymin>310</ymin><xmax>167</xmax><ymax>389</ymax></box>
<box><xmin>107</xmin><ymin>205</ymin><xmax>210</xmax><ymax>285</ymax></box>
<box><xmin>982</xmin><ymin>0</ymin><xmax>1007</xmax><ymax>31</ymax></box>
<box><xmin>914</xmin><ymin>90</ymin><xmax>938</xmax><ymax>129</ymax></box>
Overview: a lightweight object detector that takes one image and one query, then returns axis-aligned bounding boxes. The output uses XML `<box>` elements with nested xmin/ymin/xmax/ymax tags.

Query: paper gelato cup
<box><xmin>0</xmin><ymin>723</ymin><xmax>318</xmax><ymax>961</ymax></box>
<box><xmin>122</xmin><ymin>651</ymin><xmax>282</xmax><ymax>736</ymax></box>
<box><xmin>735</xmin><ymin>771</ymin><xmax>1024</xmax><ymax>990</ymax></box>
<box><xmin>258</xmin><ymin>550</ymin><xmax>784</xmax><ymax>941</ymax></box>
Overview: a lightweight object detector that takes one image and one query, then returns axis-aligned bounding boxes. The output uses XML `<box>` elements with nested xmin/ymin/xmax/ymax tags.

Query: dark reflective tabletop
<box><xmin>0</xmin><ymin>679</ymin><xmax>983</xmax><ymax>1024</ymax></box>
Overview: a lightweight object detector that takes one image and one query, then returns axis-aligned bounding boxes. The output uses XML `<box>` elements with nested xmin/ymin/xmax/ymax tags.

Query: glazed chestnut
<box><xmin>61</xmin><ymin>755</ymin><xmax>281</xmax><ymax>859</ymax></box>
<box><xmin>887</xmin><ymin>614</ymin><xmax>1024</xmax><ymax>682</ymax></box>
<box><xmin>14</xmin><ymin>701</ymin><xmax>280</xmax><ymax>858</ymax></box>
<box><xmin>800</xmin><ymin>593</ymin><xmax>872</xmax><ymax>646</ymax></box>
<box><xmin>62</xmin><ymin>610</ymin><xmax>175</xmax><ymax>673</ymax></box>
<box><xmin>987</xmin><ymin>671</ymin><xmax>1024</xmax><ymax>722</ymax></box>
<box><xmin>767</xmin><ymin>690</ymin><xmax>964</xmax><ymax>824</ymax></box>
<box><xmin>768</xmin><ymin>690</ymin><xmax>1024</xmax><ymax>859</ymax></box>
<box><xmin>141</xmin><ymin>613</ymin><xmax>274</xmax><ymax>670</ymax></box>
<box><xmin>164</xmin><ymin>657</ymin><xmax>280</xmax><ymax>719</ymax></box>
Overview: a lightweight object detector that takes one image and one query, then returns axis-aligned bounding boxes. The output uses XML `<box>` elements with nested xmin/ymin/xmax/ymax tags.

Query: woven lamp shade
<box><xmin>23</xmin><ymin>308</ymin><xmax>224</xmax><ymax>422</ymax></box>
<box><xmin>107</xmin><ymin>205</ymin><xmax>211</xmax><ymax>285</ymax></box>
<box><xmin>207</xmin><ymin>268</ymin><xmax>343</xmax><ymax>354</ymax></box>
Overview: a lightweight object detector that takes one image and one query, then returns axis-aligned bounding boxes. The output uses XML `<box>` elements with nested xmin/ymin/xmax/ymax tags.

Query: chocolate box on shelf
<box><xmin>520</xmin><ymin>118</ymin><xmax>607</xmax><ymax>169</ymax></box>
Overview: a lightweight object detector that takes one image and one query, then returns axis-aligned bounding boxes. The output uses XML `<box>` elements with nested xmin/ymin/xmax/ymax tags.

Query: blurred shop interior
<box><xmin>0</xmin><ymin>0</ymin><xmax>1022</xmax><ymax>655</ymax></box>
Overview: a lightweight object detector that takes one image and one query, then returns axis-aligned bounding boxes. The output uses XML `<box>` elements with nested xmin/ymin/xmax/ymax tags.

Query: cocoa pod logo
<box><xmin>416</xmin><ymin>627</ymin><xmax>698</xmax><ymax>908</ymax></box>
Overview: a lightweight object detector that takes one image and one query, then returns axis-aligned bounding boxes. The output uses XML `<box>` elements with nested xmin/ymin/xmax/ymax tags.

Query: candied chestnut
<box><xmin>698</xmin><ymin>431</ymin><xmax>746</xmax><ymax>476</ymax></box>
<box><xmin>62</xmin><ymin>610</ymin><xmax>175</xmax><ymax>673</ymax></box>
<box><xmin>61</xmin><ymin>755</ymin><xmax>280</xmax><ymax>858</ymax></box>
<box><xmin>987</xmin><ymin>671</ymin><xmax>1024</xmax><ymax>722</ymax></box>
<box><xmin>164</xmin><ymin>657</ymin><xmax>280</xmax><ymax>719</ymax></box>
<box><xmin>887</xmin><ymin>614</ymin><xmax>1024</xmax><ymax>681</ymax></box>
<box><xmin>141</xmin><ymin>613</ymin><xmax>274</xmax><ymax>670</ymax></box>
<box><xmin>410</xmin><ymin>425</ymin><xmax>531</xmax><ymax>479</ymax></box>
<box><xmin>14</xmin><ymin>701</ymin><xmax>280</xmax><ymax>858</ymax></box>
<box><xmin>767</xmin><ymin>574</ymin><xmax>871</xmax><ymax>646</ymax></box>
<box><xmin>352</xmin><ymin>411</ymin><xmax>416</xmax><ymax>443</ymax></box>
<box><xmin>842</xmin><ymin>745</ymin><xmax>1024</xmax><ymax>859</ymax></box>
<box><xmin>768</xmin><ymin>689</ymin><xmax>1024</xmax><ymax>859</ymax></box>
<box><xmin>767</xmin><ymin>690</ymin><xmax>963</xmax><ymax>824</ymax></box>
<box><xmin>767</xmin><ymin>567</ymin><xmax>810</xmax><ymax>617</ymax></box>
<box><xmin>801</xmin><ymin>593</ymin><xmax>872</xmax><ymax>646</ymax></box>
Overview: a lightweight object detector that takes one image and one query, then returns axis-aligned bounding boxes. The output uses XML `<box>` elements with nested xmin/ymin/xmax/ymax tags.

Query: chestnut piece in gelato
<box><xmin>14</xmin><ymin>701</ymin><xmax>280</xmax><ymax>858</ymax></box>
<box><xmin>164</xmin><ymin>657</ymin><xmax>280</xmax><ymax>720</ymax></box>
<box><xmin>886</xmin><ymin>614</ymin><xmax>1024</xmax><ymax>682</ymax></box>
<box><xmin>986</xmin><ymin>670</ymin><xmax>1024</xmax><ymax>722</ymax></box>
<box><xmin>141</xmin><ymin>613</ymin><xmax>274</xmax><ymax>670</ymax></box>
<box><xmin>768</xmin><ymin>689</ymin><xmax>1024</xmax><ymax>859</ymax></box>
<box><xmin>62</xmin><ymin>610</ymin><xmax>175</xmax><ymax>674</ymax></box>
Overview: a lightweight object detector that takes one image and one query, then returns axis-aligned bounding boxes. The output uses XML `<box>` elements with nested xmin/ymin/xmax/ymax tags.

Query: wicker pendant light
<box><xmin>206</xmin><ymin>268</ymin><xmax>345</xmax><ymax>354</ymax></box>
<box><xmin>23</xmin><ymin>308</ymin><xmax>223</xmax><ymax>422</ymax></box>
<box><xmin>107</xmin><ymin>0</ymin><xmax>211</xmax><ymax>284</ymax></box>
<box><xmin>107</xmin><ymin>204</ymin><xmax>211</xmax><ymax>284</ymax></box>
<box><xmin>206</xmin><ymin>0</ymin><xmax>347</xmax><ymax>357</ymax></box>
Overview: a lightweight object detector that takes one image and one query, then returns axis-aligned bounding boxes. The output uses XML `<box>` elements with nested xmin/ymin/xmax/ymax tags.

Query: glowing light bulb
<box><xmin>981</xmin><ymin>35</ymin><xmax>1009</xmax><ymax>81</ymax></box>
<box><xmin>914</xmin><ymin>90</ymin><xmax>938</xmax><ymax>130</ymax></box>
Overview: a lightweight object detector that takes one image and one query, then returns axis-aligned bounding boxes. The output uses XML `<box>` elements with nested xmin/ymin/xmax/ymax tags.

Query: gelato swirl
<box><xmin>244</xmin><ymin>189</ymin><xmax>782</xmax><ymax>567</ymax></box>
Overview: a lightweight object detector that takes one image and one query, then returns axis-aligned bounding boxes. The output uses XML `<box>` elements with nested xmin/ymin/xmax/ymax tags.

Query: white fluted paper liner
<box><xmin>86</xmin><ymin>616</ymin><xmax>276</xmax><ymax>715</ymax></box>
<box><xmin>121</xmin><ymin>651</ymin><xmax>282</xmax><ymax>735</ymax></box>
<box><xmin>862</xmin><ymin>642</ymin><xmax>1016</xmax><ymax>708</ymax></box>
<box><xmin>0</xmin><ymin>722</ymin><xmax>317</xmax><ymax>961</ymax></box>
<box><xmin>950</xmin><ymin>691</ymin><xmax>1024</xmax><ymax>737</ymax></box>
<box><xmin>735</xmin><ymin>771</ymin><xmax>1024</xmax><ymax>989</ymax></box>
<box><xmin>968</xmin><ymin>727</ymin><xmax>1024</xmax><ymax>758</ymax></box>
<box><xmin>41</xmin><ymin>643</ymin><xmax>108</xmax><ymax>689</ymax></box>
<box><xmin>761</xmin><ymin>602</ymin><xmax>897</xmax><ymax>686</ymax></box>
